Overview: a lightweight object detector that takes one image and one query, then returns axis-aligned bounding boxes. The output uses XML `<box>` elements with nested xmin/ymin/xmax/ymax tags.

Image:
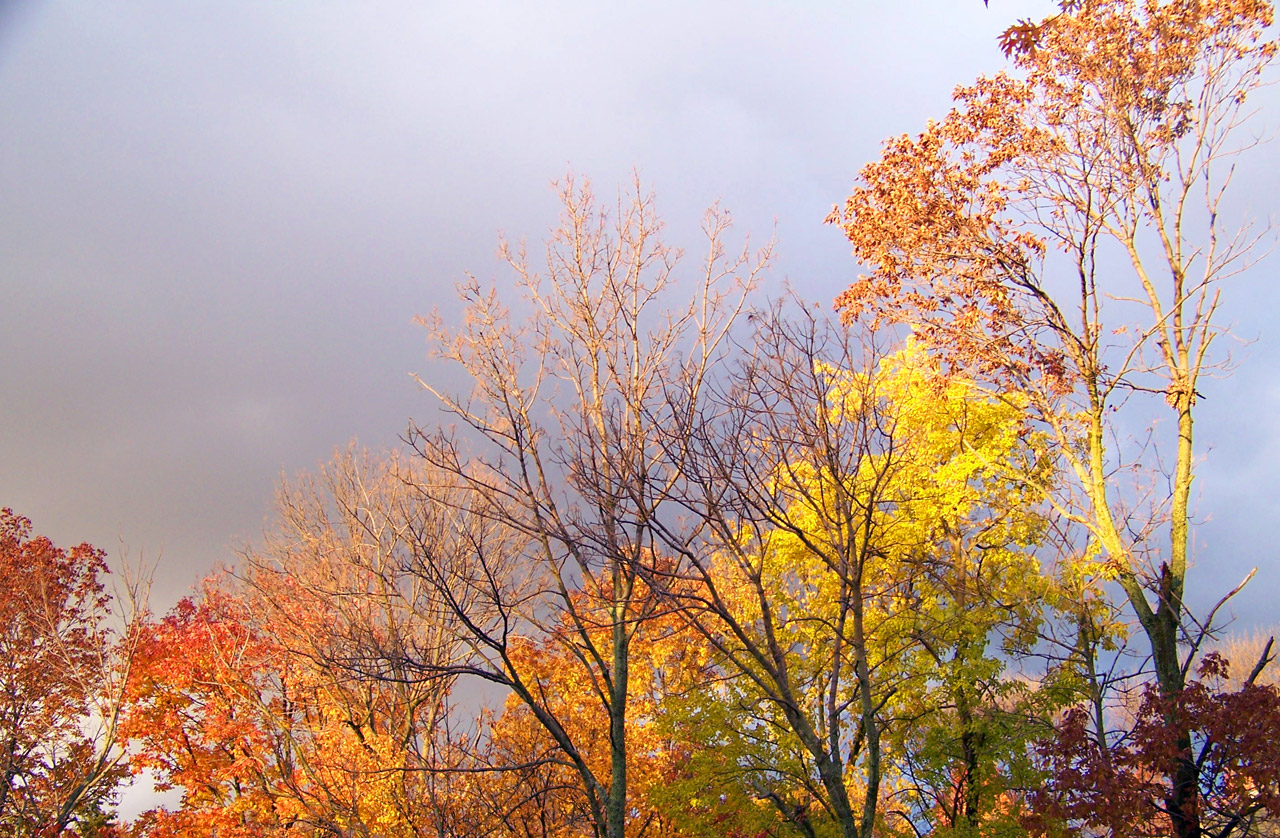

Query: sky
<box><xmin>1</xmin><ymin>0</ymin><xmax>1277</xmax><ymax>634</ymax></box>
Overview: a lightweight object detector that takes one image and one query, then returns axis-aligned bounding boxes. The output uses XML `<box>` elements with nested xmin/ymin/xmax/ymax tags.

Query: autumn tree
<box><xmin>125</xmin><ymin>585</ymin><xmax>291</xmax><ymax>838</ymax></box>
<box><xmin>858</xmin><ymin>344</ymin><xmax>1055</xmax><ymax>838</ymax></box>
<box><xmin>1029</xmin><ymin>652</ymin><xmax>1280</xmax><ymax>838</ymax></box>
<box><xmin>650</xmin><ymin>309</ymin><xmax>902</xmax><ymax>838</ymax></box>
<box><xmin>646</xmin><ymin>307</ymin><xmax>1055</xmax><ymax>838</ymax></box>
<box><xmin>242</xmin><ymin>446</ymin><xmax>474</xmax><ymax>836</ymax></box>
<box><xmin>473</xmin><ymin>582</ymin><xmax>717</xmax><ymax>838</ymax></box>
<box><xmin>127</xmin><ymin>577</ymin><xmax>463</xmax><ymax>838</ymax></box>
<box><xmin>829</xmin><ymin>1</ymin><xmax>1277</xmax><ymax>836</ymax></box>
<box><xmin>400</xmin><ymin>175</ymin><xmax>767</xmax><ymax>838</ymax></box>
<box><xmin>127</xmin><ymin>450</ymin><xmax>475</xmax><ymax>837</ymax></box>
<box><xmin>0</xmin><ymin>508</ymin><xmax>146</xmax><ymax>837</ymax></box>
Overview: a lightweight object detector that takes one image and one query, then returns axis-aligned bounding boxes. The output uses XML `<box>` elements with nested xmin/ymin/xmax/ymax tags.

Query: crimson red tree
<box><xmin>0</xmin><ymin>509</ymin><xmax>133</xmax><ymax>837</ymax></box>
<box><xmin>1030</xmin><ymin>653</ymin><xmax>1280</xmax><ymax>837</ymax></box>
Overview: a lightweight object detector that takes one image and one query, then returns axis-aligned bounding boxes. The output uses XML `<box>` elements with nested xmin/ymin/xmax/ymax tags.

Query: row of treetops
<box><xmin>3</xmin><ymin>2</ymin><xmax>1278</xmax><ymax>837</ymax></box>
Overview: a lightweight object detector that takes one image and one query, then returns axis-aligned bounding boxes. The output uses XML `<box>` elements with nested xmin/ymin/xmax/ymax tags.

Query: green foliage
<box><xmin>650</xmin><ymin>676</ymin><xmax>817</xmax><ymax>838</ymax></box>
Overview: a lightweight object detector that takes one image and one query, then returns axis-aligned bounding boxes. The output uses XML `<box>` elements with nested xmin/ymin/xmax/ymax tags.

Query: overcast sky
<box><xmin>1</xmin><ymin>1</ymin><xmax>1276</xmax><ymax>630</ymax></box>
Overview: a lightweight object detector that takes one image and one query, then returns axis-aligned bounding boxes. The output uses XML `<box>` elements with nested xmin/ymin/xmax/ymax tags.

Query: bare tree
<box><xmin>401</xmin><ymin>175</ymin><xmax>767</xmax><ymax>838</ymax></box>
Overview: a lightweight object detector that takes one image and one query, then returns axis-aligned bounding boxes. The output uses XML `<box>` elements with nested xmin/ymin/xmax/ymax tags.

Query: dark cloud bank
<box><xmin>1</xmin><ymin>1</ymin><xmax>1276</xmax><ymax>630</ymax></box>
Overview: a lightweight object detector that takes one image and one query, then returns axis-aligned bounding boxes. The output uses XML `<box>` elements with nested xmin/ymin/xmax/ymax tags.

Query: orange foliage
<box><xmin>123</xmin><ymin>587</ymin><xmax>292</xmax><ymax>837</ymax></box>
<box><xmin>481</xmin><ymin>581</ymin><xmax>714</xmax><ymax>838</ymax></box>
<box><xmin>124</xmin><ymin>576</ymin><xmax>455</xmax><ymax>837</ymax></box>
<box><xmin>831</xmin><ymin>0</ymin><xmax>1274</xmax><ymax>397</ymax></box>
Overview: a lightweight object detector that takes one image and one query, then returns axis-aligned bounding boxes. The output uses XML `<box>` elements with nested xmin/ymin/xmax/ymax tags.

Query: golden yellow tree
<box><xmin>649</xmin><ymin>309</ymin><xmax>1054</xmax><ymax>838</ymax></box>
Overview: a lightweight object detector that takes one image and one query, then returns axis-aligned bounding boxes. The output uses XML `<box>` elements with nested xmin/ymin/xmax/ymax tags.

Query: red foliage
<box><xmin>0</xmin><ymin>508</ymin><xmax>123</xmax><ymax>836</ymax></box>
<box><xmin>1028</xmin><ymin>655</ymin><xmax>1280</xmax><ymax>837</ymax></box>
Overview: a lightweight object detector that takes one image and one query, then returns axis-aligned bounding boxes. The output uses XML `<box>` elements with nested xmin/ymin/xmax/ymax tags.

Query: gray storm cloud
<box><xmin>1</xmin><ymin>0</ymin><xmax>1276</xmax><ymax>630</ymax></box>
